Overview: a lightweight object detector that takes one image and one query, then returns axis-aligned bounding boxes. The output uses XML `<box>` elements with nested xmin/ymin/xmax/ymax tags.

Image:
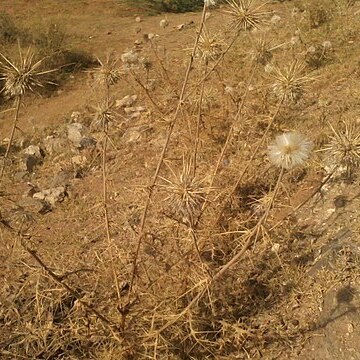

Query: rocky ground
<box><xmin>1</xmin><ymin>1</ymin><xmax>360</xmax><ymax>359</ymax></box>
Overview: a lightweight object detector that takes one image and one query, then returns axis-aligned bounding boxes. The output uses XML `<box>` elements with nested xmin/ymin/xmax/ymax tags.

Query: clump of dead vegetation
<box><xmin>1</xmin><ymin>0</ymin><xmax>360</xmax><ymax>358</ymax></box>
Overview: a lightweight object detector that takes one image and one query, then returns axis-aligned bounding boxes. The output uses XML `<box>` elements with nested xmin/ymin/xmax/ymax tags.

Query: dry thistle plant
<box><xmin>322</xmin><ymin>120</ymin><xmax>360</xmax><ymax>176</ymax></box>
<box><xmin>271</xmin><ymin>61</ymin><xmax>314</xmax><ymax>103</ymax></box>
<box><xmin>248</xmin><ymin>35</ymin><xmax>283</xmax><ymax>65</ymax></box>
<box><xmin>268</xmin><ymin>132</ymin><xmax>313</xmax><ymax>170</ymax></box>
<box><xmin>92</xmin><ymin>99</ymin><xmax>117</xmax><ymax>129</ymax></box>
<box><xmin>91</xmin><ymin>52</ymin><xmax>123</xmax><ymax>306</ymax></box>
<box><xmin>0</xmin><ymin>47</ymin><xmax>54</xmax><ymax>98</ymax></box>
<box><xmin>225</xmin><ymin>0</ymin><xmax>271</xmax><ymax>32</ymax></box>
<box><xmin>0</xmin><ymin>46</ymin><xmax>55</xmax><ymax>177</ymax></box>
<box><xmin>197</xmin><ymin>27</ymin><xmax>225</xmax><ymax>64</ymax></box>
<box><xmin>188</xmin><ymin>84</ymin><xmax>218</xmax><ymax>111</ymax></box>
<box><xmin>92</xmin><ymin>52</ymin><xmax>122</xmax><ymax>96</ymax></box>
<box><xmin>159</xmin><ymin>159</ymin><xmax>209</xmax><ymax>226</ymax></box>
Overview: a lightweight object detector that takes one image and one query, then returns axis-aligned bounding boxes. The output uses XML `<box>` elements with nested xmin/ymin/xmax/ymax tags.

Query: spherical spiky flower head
<box><xmin>197</xmin><ymin>28</ymin><xmax>224</xmax><ymax>63</ymax></box>
<box><xmin>93</xmin><ymin>52</ymin><xmax>121</xmax><ymax>88</ymax></box>
<box><xmin>248</xmin><ymin>35</ymin><xmax>279</xmax><ymax>65</ymax></box>
<box><xmin>0</xmin><ymin>47</ymin><xmax>53</xmax><ymax>98</ymax></box>
<box><xmin>93</xmin><ymin>99</ymin><xmax>117</xmax><ymax>129</ymax></box>
<box><xmin>225</xmin><ymin>0</ymin><xmax>271</xmax><ymax>32</ymax></box>
<box><xmin>268</xmin><ymin>132</ymin><xmax>313</xmax><ymax>169</ymax></box>
<box><xmin>322</xmin><ymin>120</ymin><xmax>360</xmax><ymax>175</ymax></box>
<box><xmin>271</xmin><ymin>61</ymin><xmax>314</xmax><ymax>103</ymax></box>
<box><xmin>160</xmin><ymin>160</ymin><xmax>208</xmax><ymax>226</ymax></box>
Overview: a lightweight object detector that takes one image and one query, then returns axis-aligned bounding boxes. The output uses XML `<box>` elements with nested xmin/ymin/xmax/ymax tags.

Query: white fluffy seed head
<box><xmin>268</xmin><ymin>132</ymin><xmax>313</xmax><ymax>169</ymax></box>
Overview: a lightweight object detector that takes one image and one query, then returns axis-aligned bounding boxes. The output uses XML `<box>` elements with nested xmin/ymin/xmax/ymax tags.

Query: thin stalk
<box><xmin>1</xmin><ymin>96</ymin><xmax>21</xmax><ymax>179</ymax></box>
<box><xmin>129</xmin><ymin>69</ymin><xmax>162</xmax><ymax>113</ymax></box>
<box><xmin>212</xmin><ymin>167</ymin><xmax>284</xmax><ymax>281</ymax></box>
<box><xmin>128</xmin><ymin>4</ymin><xmax>208</xmax><ymax>297</ymax></box>
<box><xmin>102</xmin><ymin>78</ymin><xmax>121</xmax><ymax>301</ymax></box>
<box><xmin>183</xmin><ymin>32</ymin><xmax>239</xmax><ymax>104</ymax></box>
<box><xmin>198</xmin><ymin>62</ymin><xmax>258</xmax><ymax>218</ymax></box>
<box><xmin>149</xmin><ymin>40</ymin><xmax>176</xmax><ymax>92</ymax></box>
<box><xmin>193</xmin><ymin>64</ymin><xmax>207</xmax><ymax>176</ymax></box>
<box><xmin>214</xmin><ymin>96</ymin><xmax>284</xmax><ymax>224</ymax></box>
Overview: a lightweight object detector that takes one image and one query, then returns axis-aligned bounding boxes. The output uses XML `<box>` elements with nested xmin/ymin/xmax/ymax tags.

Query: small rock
<box><xmin>44</xmin><ymin>135</ymin><xmax>67</xmax><ymax>155</ymax></box>
<box><xmin>122</xmin><ymin>125</ymin><xmax>151</xmax><ymax>143</ymax></box>
<box><xmin>24</xmin><ymin>145</ymin><xmax>43</xmax><ymax>158</ymax></box>
<box><xmin>129</xmin><ymin>111</ymin><xmax>141</xmax><ymax>119</ymax></box>
<box><xmin>322</xmin><ymin>40</ymin><xmax>332</xmax><ymax>49</ymax></box>
<box><xmin>134</xmin><ymin>39</ymin><xmax>143</xmax><ymax>45</ymax></box>
<box><xmin>21</xmin><ymin>155</ymin><xmax>41</xmax><ymax>172</ymax></box>
<box><xmin>121</xmin><ymin>50</ymin><xmax>139</xmax><ymax>65</ymax></box>
<box><xmin>71</xmin><ymin>155</ymin><xmax>87</xmax><ymax>166</ymax></box>
<box><xmin>21</xmin><ymin>145</ymin><xmax>44</xmax><ymax>172</ymax></box>
<box><xmin>33</xmin><ymin>186</ymin><xmax>67</xmax><ymax>206</ymax></box>
<box><xmin>67</xmin><ymin>123</ymin><xmax>88</xmax><ymax>147</ymax></box>
<box><xmin>24</xmin><ymin>182</ymin><xmax>41</xmax><ymax>197</ymax></box>
<box><xmin>70</xmin><ymin>111</ymin><xmax>81</xmax><ymax>122</ymax></box>
<box><xmin>79</xmin><ymin>137</ymin><xmax>97</xmax><ymax>149</ymax></box>
<box><xmin>177</xmin><ymin>24</ymin><xmax>185</xmax><ymax>31</ymax></box>
<box><xmin>116</xmin><ymin>95</ymin><xmax>138</xmax><ymax>108</ymax></box>
<box><xmin>122</xmin><ymin>128</ymin><xmax>142</xmax><ymax>143</ymax></box>
<box><xmin>17</xmin><ymin>197</ymin><xmax>45</xmax><ymax>214</ymax></box>
<box><xmin>13</xmin><ymin>171</ymin><xmax>28</xmax><ymax>181</ymax></box>
<box><xmin>52</xmin><ymin>170</ymin><xmax>73</xmax><ymax>187</ymax></box>
<box><xmin>334</xmin><ymin>195</ymin><xmax>347</xmax><ymax>208</ymax></box>
<box><xmin>270</xmin><ymin>14</ymin><xmax>281</xmax><ymax>25</ymax></box>
<box><xmin>124</xmin><ymin>106</ymin><xmax>146</xmax><ymax>114</ymax></box>
<box><xmin>135</xmin><ymin>16</ymin><xmax>142</xmax><ymax>23</ymax></box>
<box><xmin>290</xmin><ymin>36</ymin><xmax>300</xmax><ymax>45</ymax></box>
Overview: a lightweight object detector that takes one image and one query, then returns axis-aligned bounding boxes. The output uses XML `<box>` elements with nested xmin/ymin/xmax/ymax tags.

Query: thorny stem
<box><xmin>183</xmin><ymin>32</ymin><xmax>240</xmax><ymax>104</ymax></box>
<box><xmin>128</xmin><ymin>4</ymin><xmax>208</xmax><ymax>298</ymax></box>
<box><xmin>149</xmin><ymin>39</ymin><xmax>176</xmax><ymax>93</ymax></box>
<box><xmin>102</xmin><ymin>122</ymin><xmax>121</xmax><ymax>302</ymax></box>
<box><xmin>153</xmin><ymin>167</ymin><xmax>286</xmax><ymax>336</ymax></box>
<box><xmin>214</xmin><ymin>96</ymin><xmax>285</xmax><ymax>224</ymax></box>
<box><xmin>198</xmin><ymin>61</ymin><xmax>258</xmax><ymax>220</ymax></box>
<box><xmin>1</xmin><ymin>96</ymin><xmax>21</xmax><ymax>179</ymax></box>
<box><xmin>129</xmin><ymin>69</ymin><xmax>162</xmax><ymax>113</ymax></box>
<box><xmin>193</xmin><ymin>63</ymin><xmax>207</xmax><ymax>176</ymax></box>
<box><xmin>212</xmin><ymin>167</ymin><xmax>284</xmax><ymax>280</ymax></box>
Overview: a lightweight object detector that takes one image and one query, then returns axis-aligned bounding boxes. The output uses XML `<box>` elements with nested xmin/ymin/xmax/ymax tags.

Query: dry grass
<box><xmin>1</xmin><ymin>0</ymin><xmax>360</xmax><ymax>359</ymax></box>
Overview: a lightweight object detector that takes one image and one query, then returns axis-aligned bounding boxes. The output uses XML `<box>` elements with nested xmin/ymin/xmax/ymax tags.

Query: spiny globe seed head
<box><xmin>323</xmin><ymin>120</ymin><xmax>360</xmax><ymax>174</ymax></box>
<box><xmin>160</xmin><ymin>161</ymin><xmax>208</xmax><ymax>226</ymax></box>
<box><xmin>93</xmin><ymin>53</ymin><xmax>121</xmax><ymax>87</ymax></box>
<box><xmin>93</xmin><ymin>100</ymin><xmax>116</xmax><ymax>128</ymax></box>
<box><xmin>268</xmin><ymin>132</ymin><xmax>313</xmax><ymax>169</ymax></box>
<box><xmin>197</xmin><ymin>28</ymin><xmax>224</xmax><ymax>63</ymax></box>
<box><xmin>0</xmin><ymin>47</ymin><xmax>53</xmax><ymax>98</ymax></box>
<box><xmin>271</xmin><ymin>61</ymin><xmax>313</xmax><ymax>103</ymax></box>
<box><xmin>225</xmin><ymin>0</ymin><xmax>271</xmax><ymax>32</ymax></box>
